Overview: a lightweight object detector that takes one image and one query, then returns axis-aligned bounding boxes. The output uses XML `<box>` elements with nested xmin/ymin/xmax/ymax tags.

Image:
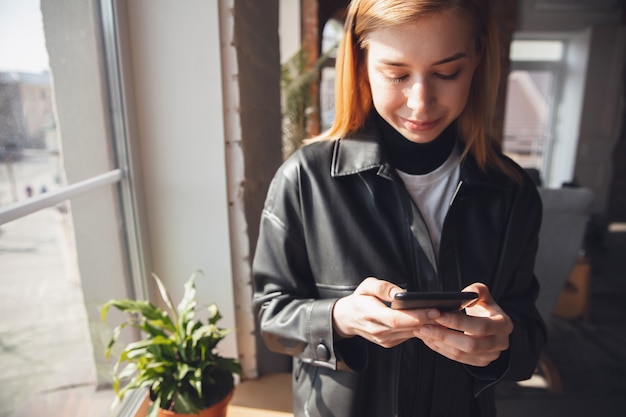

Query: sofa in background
<box><xmin>534</xmin><ymin>186</ymin><xmax>594</xmax><ymax>319</ymax></box>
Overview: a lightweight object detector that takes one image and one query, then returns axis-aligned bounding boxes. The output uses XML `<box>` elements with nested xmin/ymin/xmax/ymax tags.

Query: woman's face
<box><xmin>365</xmin><ymin>12</ymin><xmax>481</xmax><ymax>143</ymax></box>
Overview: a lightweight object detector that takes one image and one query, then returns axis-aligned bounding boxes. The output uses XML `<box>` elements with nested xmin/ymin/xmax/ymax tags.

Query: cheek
<box><xmin>370</xmin><ymin>81</ymin><xmax>404</xmax><ymax>112</ymax></box>
<box><xmin>442</xmin><ymin>79</ymin><xmax>473</xmax><ymax>112</ymax></box>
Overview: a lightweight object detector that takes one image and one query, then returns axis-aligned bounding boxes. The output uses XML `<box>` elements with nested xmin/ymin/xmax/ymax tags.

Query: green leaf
<box><xmin>206</xmin><ymin>303</ymin><xmax>221</xmax><ymax>324</ymax></box>
<box><xmin>105</xmin><ymin>322</ymin><xmax>129</xmax><ymax>358</ymax></box>
<box><xmin>177</xmin><ymin>271</ymin><xmax>200</xmax><ymax>321</ymax></box>
<box><xmin>152</xmin><ymin>272</ymin><xmax>178</xmax><ymax>324</ymax></box>
<box><xmin>177</xmin><ymin>362</ymin><xmax>191</xmax><ymax>380</ymax></box>
<box><xmin>117</xmin><ymin>362</ymin><xmax>138</xmax><ymax>380</ymax></box>
<box><xmin>103</xmin><ymin>299</ymin><xmax>176</xmax><ymax>331</ymax></box>
<box><xmin>172</xmin><ymin>389</ymin><xmax>203</xmax><ymax>414</ymax></box>
<box><xmin>100</xmin><ymin>302</ymin><xmax>112</xmax><ymax>323</ymax></box>
<box><xmin>147</xmin><ymin>397</ymin><xmax>160</xmax><ymax>417</ymax></box>
<box><xmin>215</xmin><ymin>356</ymin><xmax>242</xmax><ymax>375</ymax></box>
<box><xmin>126</xmin><ymin>335</ymin><xmax>172</xmax><ymax>351</ymax></box>
<box><xmin>116</xmin><ymin>376</ymin><xmax>149</xmax><ymax>400</ymax></box>
<box><xmin>160</xmin><ymin>379</ymin><xmax>178</xmax><ymax>404</ymax></box>
<box><xmin>142</xmin><ymin>361</ymin><xmax>168</xmax><ymax>376</ymax></box>
<box><xmin>191</xmin><ymin>324</ymin><xmax>226</xmax><ymax>349</ymax></box>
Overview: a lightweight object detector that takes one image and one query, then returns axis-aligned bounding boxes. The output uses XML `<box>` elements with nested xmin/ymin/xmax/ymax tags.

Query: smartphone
<box><xmin>390</xmin><ymin>291</ymin><xmax>478</xmax><ymax>311</ymax></box>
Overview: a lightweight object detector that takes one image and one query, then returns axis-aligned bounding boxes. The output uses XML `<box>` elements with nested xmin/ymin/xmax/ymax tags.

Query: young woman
<box><xmin>253</xmin><ymin>1</ymin><xmax>546</xmax><ymax>416</ymax></box>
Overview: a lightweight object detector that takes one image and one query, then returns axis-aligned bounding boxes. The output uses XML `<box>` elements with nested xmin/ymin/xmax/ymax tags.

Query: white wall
<box><xmin>122</xmin><ymin>0</ymin><xmax>238</xmax><ymax>360</ymax></box>
<box><xmin>279</xmin><ymin>0</ymin><xmax>301</xmax><ymax>63</ymax></box>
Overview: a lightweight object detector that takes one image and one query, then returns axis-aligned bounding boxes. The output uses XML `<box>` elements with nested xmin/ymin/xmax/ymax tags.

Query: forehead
<box><xmin>364</xmin><ymin>12</ymin><xmax>477</xmax><ymax>63</ymax></box>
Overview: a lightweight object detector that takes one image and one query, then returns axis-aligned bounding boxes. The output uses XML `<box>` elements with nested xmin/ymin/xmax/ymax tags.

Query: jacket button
<box><xmin>316</xmin><ymin>343</ymin><xmax>330</xmax><ymax>361</ymax></box>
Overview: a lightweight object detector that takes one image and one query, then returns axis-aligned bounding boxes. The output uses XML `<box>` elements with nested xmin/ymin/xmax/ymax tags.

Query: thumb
<box><xmin>462</xmin><ymin>282</ymin><xmax>494</xmax><ymax>307</ymax></box>
<box><xmin>354</xmin><ymin>277</ymin><xmax>404</xmax><ymax>303</ymax></box>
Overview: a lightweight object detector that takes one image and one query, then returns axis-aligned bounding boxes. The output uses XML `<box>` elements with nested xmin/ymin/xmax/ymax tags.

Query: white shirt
<box><xmin>396</xmin><ymin>145</ymin><xmax>461</xmax><ymax>256</ymax></box>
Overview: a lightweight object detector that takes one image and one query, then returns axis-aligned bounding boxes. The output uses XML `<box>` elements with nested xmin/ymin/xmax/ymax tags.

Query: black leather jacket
<box><xmin>252</xmin><ymin>124</ymin><xmax>546</xmax><ymax>417</ymax></box>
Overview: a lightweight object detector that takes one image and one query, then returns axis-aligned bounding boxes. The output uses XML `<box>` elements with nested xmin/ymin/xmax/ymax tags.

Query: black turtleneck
<box><xmin>375</xmin><ymin>112</ymin><xmax>456</xmax><ymax>175</ymax></box>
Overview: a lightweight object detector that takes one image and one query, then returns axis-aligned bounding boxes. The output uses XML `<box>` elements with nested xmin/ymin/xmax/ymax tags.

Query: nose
<box><xmin>405</xmin><ymin>81</ymin><xmax>434</xmax><ymax>112</ymax></box>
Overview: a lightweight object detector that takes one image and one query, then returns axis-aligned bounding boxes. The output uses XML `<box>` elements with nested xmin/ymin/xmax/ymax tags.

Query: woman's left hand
<box><xmin>413</xmin><ymin>282</ymin><xmax>513</xmax><ymax>367</ymax></box>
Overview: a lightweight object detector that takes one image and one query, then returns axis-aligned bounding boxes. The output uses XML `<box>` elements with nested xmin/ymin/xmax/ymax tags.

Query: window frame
<box><xmin>99</xmin><ymin>0</ymin><xmax>148</xmax><ymax>302</ymax></box>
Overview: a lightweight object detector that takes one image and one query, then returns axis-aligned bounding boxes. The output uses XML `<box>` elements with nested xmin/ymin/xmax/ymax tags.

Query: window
<box><xmin>319</xmin><ymin>18</ymin><xmax>342</xmax><ymax>131</ymax></box>
<box><xmin>0</xmin><ymin>1</ymin><xmax>143</xmax><ymax>415</ymax></box>
<box><xmin>503</xmin><ymin>39</ymin><xmax>566</xmax><ymax>185</ymax></box>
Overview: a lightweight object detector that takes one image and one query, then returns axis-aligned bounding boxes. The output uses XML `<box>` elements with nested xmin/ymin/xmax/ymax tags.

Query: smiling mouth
<box><xmin>402</xmin><ymin>118</ymin><xmax>440</xmax><ymax>132</ymax></box>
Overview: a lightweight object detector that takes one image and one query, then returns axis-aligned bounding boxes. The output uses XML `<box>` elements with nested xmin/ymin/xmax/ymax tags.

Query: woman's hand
<box><xmin>413</xmin><ymin>282</ymin><xmax>513</xmax><ymax>367</ymax></box>
<box><xmin>332</xmin><ymin>277</ymin><xmax>440</xmax><ymax>348</ymax></box>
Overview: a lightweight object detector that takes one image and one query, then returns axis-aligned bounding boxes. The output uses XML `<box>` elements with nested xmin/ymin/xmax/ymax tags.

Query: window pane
<box><xmin>0</xmin><ymin>1</ymin><xmax>120</xmax><ymax>415</ymax></box>
<box><xmin>510</xmin><ymin>40</ymin><xmax>564</xmax><ymax>61</ymax></box>
<box><xmin>503</xmin><ymin>69</ymin><xmax>556</xmax><ymax>174</ymax></box>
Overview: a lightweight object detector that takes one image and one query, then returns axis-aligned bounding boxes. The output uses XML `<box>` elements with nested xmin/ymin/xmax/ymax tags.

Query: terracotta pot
<box><xmin>156</xmin><ymin>391</ymin><xmax>233</xmax><ymax>417</ymax></box>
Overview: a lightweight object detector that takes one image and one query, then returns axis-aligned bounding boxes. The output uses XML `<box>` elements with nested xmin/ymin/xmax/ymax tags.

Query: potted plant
<box><xmin>101</xmin><ymin>270</ymin><xmax>241</xmax><ymax>417</ymax></box>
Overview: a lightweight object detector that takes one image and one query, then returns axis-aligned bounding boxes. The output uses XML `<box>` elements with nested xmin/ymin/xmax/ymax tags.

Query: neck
<box><xmin>376</xmin><ymin>112</ymin><xmax>456</xmax><ymax>175</ymax></box>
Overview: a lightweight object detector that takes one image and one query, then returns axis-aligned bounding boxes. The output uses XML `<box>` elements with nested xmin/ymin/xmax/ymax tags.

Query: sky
<box><xmin>0</xmin><ymin>0</ymin><xmax>49</xmax><ymax>73</ymax></box>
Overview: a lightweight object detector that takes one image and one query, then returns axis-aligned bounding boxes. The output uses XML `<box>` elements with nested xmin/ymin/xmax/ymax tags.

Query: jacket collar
<box><xmin>330</xmin><ymin>123</ymin><xmax>388</xmax><ymax>178</ymax></box>
<box><xmin>330</xmin><ymin>119</ymin><xmax>512</xmax><ymax>190</ymax></box>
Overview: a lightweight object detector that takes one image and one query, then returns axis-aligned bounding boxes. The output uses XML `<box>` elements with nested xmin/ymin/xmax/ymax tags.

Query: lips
<box><xmin>402</xmin><ymin>117</ymin><xmax>440</xmax><ymax>132</ymax></box>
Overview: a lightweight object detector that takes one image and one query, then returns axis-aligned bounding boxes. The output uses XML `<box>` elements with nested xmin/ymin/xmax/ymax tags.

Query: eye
<box><xmin>434</xmin><ymin>70</ymin><xmax>460</xmax><ymax>81</ymax></box>
<box><xmin>384</xmin><ymin>74</ymin><xmax>409</xmax><ymax>84</ymax></box>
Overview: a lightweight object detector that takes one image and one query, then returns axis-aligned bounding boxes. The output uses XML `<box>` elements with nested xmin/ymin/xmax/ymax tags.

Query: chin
<box><xmin>402</xmin><ymin>130</ymin><xmax>441</xmax><ymax>144</ymax></box>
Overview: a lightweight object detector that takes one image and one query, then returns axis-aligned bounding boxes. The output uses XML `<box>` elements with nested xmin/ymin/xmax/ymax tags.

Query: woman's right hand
<box><xmin>332</xmin><ymin>277</ymin><xmax>440</xmax><ymax>348</ymax></box>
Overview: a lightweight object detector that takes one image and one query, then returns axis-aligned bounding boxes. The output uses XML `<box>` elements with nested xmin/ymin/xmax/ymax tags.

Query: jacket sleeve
<box><xmin>467</xmin><ymin>176</ymin><xmax>547</xmax><ymax>395</ymax></box>
<box><xmin>252</xmin><ymin>156</ymin><xmax>365</xmax><ymax>372</ymax></box>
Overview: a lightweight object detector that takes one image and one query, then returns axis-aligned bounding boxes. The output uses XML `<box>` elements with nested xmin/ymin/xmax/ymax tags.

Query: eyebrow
<box><xmin>378</xmin><ymin>52</ymin><xmax>468</xmax><ymax>67</ymax></box>
<box><xmin>434</xmin><ymin>52</ymin><xmax>467</xmax><ymax>65</ymax></box>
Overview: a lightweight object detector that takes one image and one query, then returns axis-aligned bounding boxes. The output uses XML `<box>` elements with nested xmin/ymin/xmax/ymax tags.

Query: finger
<box><xmin>416</xmin><ymin>324</ymin><xmax>505</xmax><ymax>353</ymax></box>
<box><xmin>435</xmin><ymin>311</ymin><xmax>513</xmax><ymax>341</ymax></box>
<box><xmin>415</xmin><ymin>324</ymin><xmax>510</xmax><ymax>368</ymax></box>
<box><xmin>420</xmin><ymin>336</ymin><xmax>502</xmax><ymax>367</ymax></box>
<box><xmin>435</xmin><ymin>283</ymin><xmax>514</xmax><ymax>337</ymax></box>
<box><xmin>349</xmin><ymin>309</ymin><xmax>422</xmax><ymax>347</ymax></box>
<box><xmin>462</xmin><ymin>282</ymin><xmax>495</xmax><ymax>309</ymax></box>
<box><xmin>354</xmin><ymin>277</ymin><xmax>404</xmax><ymax>302</ymax></box>
<box><xmin>365</xmin><ymin>330</ymin><xmax>416</xmax><ymax>348</ymax></box>
<box><xmin>334</xmin><ymin>291</ymin><xmax>434</xmax><ymax>340</ymax></box>
<box><xmin>383</xmin><ymin>307</ymin><xmax>441</xmax><ymax>330</ymax></box>
<box><xmin>435</xmin><ymin>312</ymin><xmax>493</xmax><ymax>335</ymax></box>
